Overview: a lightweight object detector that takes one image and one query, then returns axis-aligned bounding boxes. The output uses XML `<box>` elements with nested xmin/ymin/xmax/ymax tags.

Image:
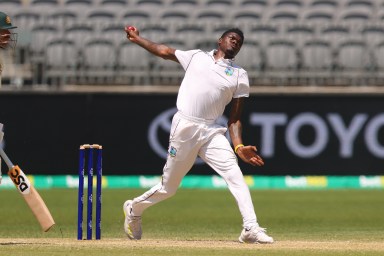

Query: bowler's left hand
<box><xmin>236</xmin><ymin>145</ymin><xmax>264</xmax><ymax>166</ymax></box>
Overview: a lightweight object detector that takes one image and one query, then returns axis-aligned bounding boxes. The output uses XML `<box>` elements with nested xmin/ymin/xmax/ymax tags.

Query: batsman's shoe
<box><xmin>123</xmin><ymin>200</ymin><xmax>142</xmax><ymax>240</ymax></box>
<box><xmin>239</xmin><ymin>226</ymin><xmax>274</xmax><ymax>244</ymax></box>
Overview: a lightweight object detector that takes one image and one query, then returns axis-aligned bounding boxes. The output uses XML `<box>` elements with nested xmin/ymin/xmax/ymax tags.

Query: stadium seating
<box><xmin>116</xmin><ymin>41</ymin><xmax>152</xmax><ymax>84</ymax></box>
<box><xmin>3</xmin><ymin>0</ymin><xmax>384</xmax><ymax>86</ymax></box>
<box><xmin>30</xmin><ymin>24</ymin><xmax>61</xmax><ymax>56</ymax></box>
<box><xmin>82</xmin><ymin>38</ymin><xmax>117</xmax><ymax>83</ymax></box>
<box><xmin>0</xmin><ymin>0</ymin><xmax>23</xmax><ymax>16</ymax></box>
<box><xmin>44</xmin><ymin>38</ymin><xmax>79</xmax><ymax>85</ymax></box>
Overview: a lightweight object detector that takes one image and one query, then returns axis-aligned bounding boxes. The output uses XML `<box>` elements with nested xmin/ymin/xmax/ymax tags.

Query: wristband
<box><xmin>234</xmin><ymin>144</ymin><xmax>244</xmax><ymax>154</ymax></box>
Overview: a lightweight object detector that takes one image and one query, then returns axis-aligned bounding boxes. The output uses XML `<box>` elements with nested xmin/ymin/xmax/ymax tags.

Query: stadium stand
<box><xmin>82</xmin><ymin>38</ymin><xmax>117</xmax><ymax>83</ymax></box>
<box><xmin>101</xmin><ymin>22</ymin><xmax>128</xmax><ymax>47</ymax></box>
<box><xmin>30</xmin><ymin>24</ymin><xmax>60</xmax><ymax>62</ymax></box>
<box><xmin>44</xmin><ymin>38</ymin><xmax>79</xmax><ymax>85</ymax></box>
<box><xmin>3</xmin><ymin>0</ymin><xmax>384</xmax><ymax>86</ymax></box>
<box><xmin>116</xmin><ymin>40</ymin><xmax>152</xmax><ymax>84</ymax></box>
<box><xmin>0</xmin><ymin>0</ymin><xmax>23</xmax><ymax>17</ymax></box>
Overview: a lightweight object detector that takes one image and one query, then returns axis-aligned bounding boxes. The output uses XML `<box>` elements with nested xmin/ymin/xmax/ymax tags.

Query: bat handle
<box><xmin>0</xmin><ymin>148</ymin><xmax>14</xmax><ymax>169</ymax></box>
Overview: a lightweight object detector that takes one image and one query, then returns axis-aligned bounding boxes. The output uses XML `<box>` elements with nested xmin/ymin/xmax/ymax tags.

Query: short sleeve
<box><xmin>234</xmin><ymin>70</ymin><xmax>250</xmax><ymax>98</ymax></box>
<box><xmin>175</xmin><ymin>49</ymin><xmax>201</xmax><ymax>71</ymax></box>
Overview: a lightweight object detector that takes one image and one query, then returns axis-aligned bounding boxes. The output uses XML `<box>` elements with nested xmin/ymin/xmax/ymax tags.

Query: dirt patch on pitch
<box><xmin>1</xmin><ymin>238</ymin><xmax>384</xmax><ymax>252</ymax></box>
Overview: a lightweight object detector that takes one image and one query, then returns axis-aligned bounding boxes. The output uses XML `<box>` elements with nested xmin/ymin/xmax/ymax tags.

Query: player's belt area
<box><xmin>177</xmin><ymin>111</ymin><xmax>215</xmax><ymax>125</ymax></box>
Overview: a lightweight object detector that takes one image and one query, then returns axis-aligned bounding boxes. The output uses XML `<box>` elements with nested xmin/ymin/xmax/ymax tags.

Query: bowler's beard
<box><xmin>225</xmin><ymin>48</ymin><xmax>236</xmax><ymax>59</ymax></box>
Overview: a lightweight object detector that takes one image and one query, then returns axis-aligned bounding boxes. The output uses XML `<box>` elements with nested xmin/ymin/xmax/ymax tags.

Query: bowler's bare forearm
<box><xmin>134</xmin><ymin>37</ymin><xmax>178</xmax><ymax>62</ymax></box>
<box><xmin>228</xmin><ymin>98</ymin><xmax>244</xmax><ymax>146</ymax></box>
<box><xmin>229</xmin><ymin>120</ymin><xmax>243</xmax><ymax>147</ymax></box>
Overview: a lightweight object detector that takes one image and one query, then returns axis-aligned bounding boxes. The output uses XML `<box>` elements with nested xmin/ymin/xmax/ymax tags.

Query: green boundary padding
<box><xmin>0</xmin><ymin>175</ymin><xmax>383</xmax><ymax>190</ymax></box>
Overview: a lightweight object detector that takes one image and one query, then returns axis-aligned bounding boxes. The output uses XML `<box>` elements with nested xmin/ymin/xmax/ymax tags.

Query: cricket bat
<box><xmin>0</xmin><ymin>147</ymin><xmax>55</xmax><ymax>232</ymax></box>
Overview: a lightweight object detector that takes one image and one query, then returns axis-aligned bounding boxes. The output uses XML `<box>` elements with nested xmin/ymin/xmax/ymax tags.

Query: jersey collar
<box><xmin>210</xmin><ymin>50</ymin><xmax>235</xmax><ymax>65</ymax></box>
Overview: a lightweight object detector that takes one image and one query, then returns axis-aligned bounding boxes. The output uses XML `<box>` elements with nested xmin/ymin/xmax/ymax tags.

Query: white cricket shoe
<box><xmin>123</xmin><ymin>200</ymin><xmax>142</xmax><ymax>240</ymax></box>
<box><xmin>239</xmin><ymin>226</ymin><xmax>274</xmax><ymax>244</ymax></box>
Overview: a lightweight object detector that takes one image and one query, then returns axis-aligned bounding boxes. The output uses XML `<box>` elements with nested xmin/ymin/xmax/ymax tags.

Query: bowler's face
<box><xmin>218</xmin><ymin>32</ymin><xmax>243</xmax><ymax>59</ymax></box>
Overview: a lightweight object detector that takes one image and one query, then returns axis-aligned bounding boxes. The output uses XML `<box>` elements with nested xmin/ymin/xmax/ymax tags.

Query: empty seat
<box><xmin>120</xmin><ymin>9</ymin><xmax>151</xmax><ymax>27</ymax></box>
<box><xmin>266</xmin><ymin>9</ymin><xmax>299</xmax><ymax>24</ymax></box>
<box><xmin>116</xmin><ymin>41</ymin><xmax>151</xmax><ymax>84</ymax></box>
<box><xmin>235</xmin><ymin>40</ymin><xmax>262</xmax><ymax>71</ymax></box>
<box><xmin>302</xmin><ymin>8</ymin><xmax>334</xmax><ymax>24</ymax></box>
<box><xmin>205</xmin><ymin>0</ymin><xmax>233</xmax><ymax>9</ymax></box>
<box><xmin>175</xmin><ymin>23</ymin><xmax>205</xmax><ymax>48</ymax></box>
<box><xmin>13</xmin><ymin>10</ymin><xmax>41</xmax><ymax>32</ymax></box>
<box><xmin>64</xmin><ymin>0</ymin><xmax>94</xmax><ymax>17</ymax></box>
<box><xmin>361</xmin><ymin>25</ymin><xmax>384</xmax><ymax>48</ymax></box>
<box><xmin>82</xmin><ymin>38</ymin><xmax>117</xmax><ymax>83</ymax></box>
<box><xmin>265</xmin><ymin>39</ymin><xmax>297</xmax><ymax>70</ymax></box>
<box><xmin>65</xmin><ymin>23</ymin><xmax>96</xmax><ymax>51</ymax></box>
<box><xmin>376</xmin><ymin>6</ymin><xmax>384</xmax><ymax>20</ymax></box>
<box><xmin>375</xmin><ymin>41</ymin><xmax>384</xmax><ymax>70</ymax></box>
<box><xmin>335</xmin><ymin>38</ymin><xmax>372</xmax><ymax>84</ymax></box>
<box><xmin>309</xmin><ymin>0</ymin><xmax>339</xmax><ymax>10</ymax></box>
<box><xmin>0</xmin><ymin>0</ymin><xmax>23</xmax><ymax>16</ymax></box>
<box><xmin>30</xmin><ymin>0</ymin><xmax>60</xmax><ymax>6</ymax></box>
<box><xmin>194</xmin><ymin>10</ymin><xmax>225</xmax><ymax>25</ymax></box>
<box><xmin>64</xmin><ymin>0</ymin><xmax>93</xmax><ymax>6</ymax></box>
<box><xmin>301</xmin><ymin>39</ymin><xmax>333</xmax><ymax>70</ymax></box>
<box><xmin>140</xmin><ymin>23</ymin><xmax>169</xmax><ymax>43</ymax></box>
<box><xmin>86</xmin><ymin>9</ymin><xmax>116</xmax><ymax>30</ymax></box>
<box><xmin>134</xmin><ymin>0</ymin><xmax>165</xmax><ymax>10</ymax></box>
<box><xmin>343</xmin><ymin>0</ymin><xmax>374</xmax><ymax>13</ymax></box>
<box><xmin>238</xmin><ymin>0</ymin><xmax>268</xmax><ymax>8</ymax></box>
<box><xmin>30</xmin><ymin>24</ymin><xmax>60</xmax><ymax>55</ymax></box>
<box><xmin>169</xmin><ymin>0</ymin><xmax>199</xmax><ymax>7</ymax></box>
<box><xmin>322</xmin><ymin>25</ymin><xmax>350</xmax><ymax>49</ymax></box>
<box><xmin>48</xmin><ymin>9</ymin><xmax>78</xmax><ymax>30</ymax></box>
<box><xmin>274</xmin><ymin>0</ymin><xmax>303</xmax><ymax>11</ymax></box>
<box><xmin>158</xmin><ymin>9</ymin><xmax>190</xmax><ymax>26</ymax></box>
<box><xmin>286</xmin><ymin>24</ymin><xmax>315</xmax><ymax>48</ymax></box>
<box><xmin>29</xmin><ymin>0</ymin><xmax>60</xmax><ymax>15</ymax></box>
<box><xmin>101</xmin><ymin>23</ymin><xmax>126</xmax><ymax>47</ymax></box>
<box><xmin>337</xmin><ymin>9</ymin><xmax>372</xmax><ymax>26</ymax></box>
<box><xmin>336</xmin><ymin>39</ymin><xmax>370</xmax><ymax>70</ymax></box>
<box><xmin>250</xmin><ymin>24</ymin><xmax>279</xmax><ymax>49</ymax></box>
<box><xmin>99</xmin><ymin>0</ymin><xmax>128</xmax><ymax>11</ymax></box>
<box><xmin>44</xmin><ymin>38</ymin><xmax>79</xmax><ymax>85</ymax></box>
<box><xmin>231</xmin><ymin>8</ymin><xmax>262</xmax><ymax>26</ymax></box>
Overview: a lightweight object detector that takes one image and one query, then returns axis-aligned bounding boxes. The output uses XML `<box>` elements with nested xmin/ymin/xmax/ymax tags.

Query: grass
<box><xmin>0</xmin><ymin>188</ymin><xmax>383</xmax><ymax>255</ymax></box>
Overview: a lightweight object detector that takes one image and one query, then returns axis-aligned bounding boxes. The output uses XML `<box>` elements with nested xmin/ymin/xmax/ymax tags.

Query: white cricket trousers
<box><xmin>131</xmin><ymin>111</ymin><xmax>258</xmax><ymax>228</ymax></box>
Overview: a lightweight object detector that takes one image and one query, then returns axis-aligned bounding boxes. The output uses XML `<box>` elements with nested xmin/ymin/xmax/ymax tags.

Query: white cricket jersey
<box><xmin>175</xmin><ymin>49</ymin><xmax>250</xmax><ymax>121</ymax></box>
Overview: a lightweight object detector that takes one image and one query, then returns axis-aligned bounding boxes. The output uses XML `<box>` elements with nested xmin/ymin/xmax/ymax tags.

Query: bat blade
<box><xmin>8</xmin><ymin>165</ymin><xmax>55</xmax><ymax>232</ymax></box>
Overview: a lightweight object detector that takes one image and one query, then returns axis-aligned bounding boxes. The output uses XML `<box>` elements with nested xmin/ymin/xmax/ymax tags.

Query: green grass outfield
<box><xmin>0</xmin><ymin>188</ymin><xmax>383</xmax><ymax>255</ymax></box>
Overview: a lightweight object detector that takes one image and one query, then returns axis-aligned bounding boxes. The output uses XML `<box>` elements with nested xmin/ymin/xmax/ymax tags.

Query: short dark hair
<box><xmin>220</xmin><ymin>28</ymin><xmax>244</xmax><ymax>42</ymax></box>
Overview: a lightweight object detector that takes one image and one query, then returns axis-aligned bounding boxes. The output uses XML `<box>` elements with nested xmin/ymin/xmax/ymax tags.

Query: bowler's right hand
<box><xmin>125</xmin><ymin>25</ymin><xmax>139</xmax><ymax>42</ymax></box>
